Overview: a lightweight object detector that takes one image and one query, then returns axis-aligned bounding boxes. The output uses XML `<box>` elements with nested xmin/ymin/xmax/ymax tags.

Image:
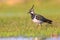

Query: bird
<box><xmin>28</xmin><ymin>5</ymin><xmax>52</xmax><ymax>26</ymax></box>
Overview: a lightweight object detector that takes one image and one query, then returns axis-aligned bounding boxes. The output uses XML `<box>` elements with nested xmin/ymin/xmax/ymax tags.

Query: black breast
<box><xmin>30</xmin><ymin>14</ymin><xmax>35</xmax><ymax>19</ymax></box>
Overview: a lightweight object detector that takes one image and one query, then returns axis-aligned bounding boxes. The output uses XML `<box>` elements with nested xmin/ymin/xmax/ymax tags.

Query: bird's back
<box><xmin>36</xmin><ymin>14</ymin><xmax>52</xmax><ymax>24</ymax></box>
<box><xmin>36</xmin><ymin>14</ymin><xmax>46</xmax><ymax>20</ymax></box>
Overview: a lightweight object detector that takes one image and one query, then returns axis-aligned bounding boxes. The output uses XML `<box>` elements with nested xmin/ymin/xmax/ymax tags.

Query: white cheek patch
<box><xmin>31</xmin><ymin>11</ymin><xmax>34</xmax><ymax>14</ymax></box>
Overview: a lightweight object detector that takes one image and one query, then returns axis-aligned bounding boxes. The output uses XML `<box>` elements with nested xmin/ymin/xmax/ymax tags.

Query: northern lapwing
<box><xmin>28</xmin><ymin>5</ymin><xmax>52</xmax><ymax>26</ymax></box>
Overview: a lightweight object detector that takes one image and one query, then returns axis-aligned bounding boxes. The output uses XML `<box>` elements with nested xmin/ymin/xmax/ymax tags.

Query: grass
<box><xmin>0</xmin><ymin>1</ymin><xmax>60</xmax><ymax>37</ymax></box>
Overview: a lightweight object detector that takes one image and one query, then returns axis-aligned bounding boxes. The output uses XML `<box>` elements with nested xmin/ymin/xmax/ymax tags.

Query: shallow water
<box><xmin>0</xmin><ymin>37</ymin><xmax>33</xmax><ymax>40</ymax></box>
<box><xmin>45</xmin><ymin>36</ymin><xmax>60</xmax><ymax>40</ymax></box>
<box><xmin>0</xmin><ymin>36</ymin><xmax>60</xmax><ymax>40</ymax></box>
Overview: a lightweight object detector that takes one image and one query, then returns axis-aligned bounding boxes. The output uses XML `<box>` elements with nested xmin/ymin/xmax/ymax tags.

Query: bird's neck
<box><xmin>30</xmin><ymin>13</ymin><xmax>35</xmax><ymax>19</ymax></box>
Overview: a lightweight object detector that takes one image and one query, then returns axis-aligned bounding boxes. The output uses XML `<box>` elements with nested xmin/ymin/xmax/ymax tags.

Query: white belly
<box><xmin>32</xmin><ymin>18</ymin><xmax>42</xmax><ymax>23</ymax></box>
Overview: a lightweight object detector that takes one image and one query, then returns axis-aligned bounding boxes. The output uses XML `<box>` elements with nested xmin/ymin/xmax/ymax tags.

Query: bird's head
<box><xmin>28</xmin><ymin>5</ymin><xmax>35</xmax><ymax>14</ymax></box>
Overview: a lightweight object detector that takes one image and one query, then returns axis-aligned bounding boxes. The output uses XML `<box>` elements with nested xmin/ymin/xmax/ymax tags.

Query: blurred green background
<box><xmin>0</xmin><ymin>0</ymin><xmax>60</xmax><ymax>37</ymax></box>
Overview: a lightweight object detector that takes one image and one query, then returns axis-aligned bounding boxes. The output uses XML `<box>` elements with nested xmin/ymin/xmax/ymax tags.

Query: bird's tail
<box><xmin>46</xmin><ymin>19</ymin><xmax>52</xmax><ymax>24</ymax></box>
